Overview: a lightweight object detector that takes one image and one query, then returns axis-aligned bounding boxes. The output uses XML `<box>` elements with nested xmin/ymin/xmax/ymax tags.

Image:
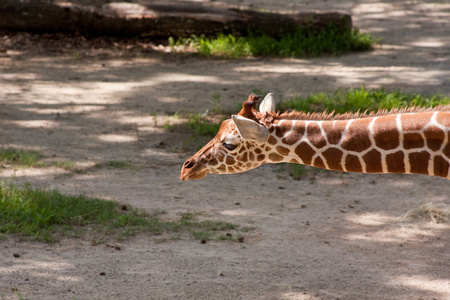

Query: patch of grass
<box><xmin>0</xmin><ymin>148</ymin><xmax>42</xmax><ymax>167</ymax></box>
<box><xmin>0</xmin><ymin>148</ymin><xmax>141</xmax><ymax>173</ymax></box>
<box><xmin>240</xmin><ymin>226</ymin><xmax>256</xmax><ymax>233</ymax></box>
<box><xmin>197</xmin><ymin>33</ymin><xmax>252</xmax><ymax>58</ymax></box>
<box><xmin>0</xmin><ymin>182</ymin><xmax>246</xmax><ymax>242</ymax></box>
<box><xmin>170</xmin><ymin>25</ymin><xmax>379</xmax><ymax>58</ymax></box>
<box><xmin>164</xmin><ymin>112</ymin><xmax>221</xmax><ymax>137</ymax></box>
<box><xmin>289</xmin><ymin>164</ymin><xmax>308</xmax><ymax>180</ymax></box>
<box><xmin>185</xmin><ymin>113</ymin><xmax>223</xmax><ymax>137</ymax></box>
<box><xmin>165</xmin><ymin>112</ymin><xmax>225</xmax><ymax>151</ymax></box>
<box><xmin>217</xmin><ymin>232</ymin><xmax>244</xmax><ymax>242</ymax></box>
<box><xmin>278</xmin><ymin>87</ymin><xmax>450</xmax><ymax>114</ymax></box>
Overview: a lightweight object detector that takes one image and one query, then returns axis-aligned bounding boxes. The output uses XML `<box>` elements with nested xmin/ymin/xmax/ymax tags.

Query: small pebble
<box><xmin>13</xmin><ymin>253</ymin><xmax>20</xmax><ymax>258</ymax></box>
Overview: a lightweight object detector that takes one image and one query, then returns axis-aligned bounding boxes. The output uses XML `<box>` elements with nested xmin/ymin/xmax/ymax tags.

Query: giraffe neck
<box><xmin>264</xmin><ymin>111</ymin><xmax>450</xmax><ymax>178</ymax></box>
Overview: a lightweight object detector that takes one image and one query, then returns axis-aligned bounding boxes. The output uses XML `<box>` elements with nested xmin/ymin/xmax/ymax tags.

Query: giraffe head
<box><xmin>180</xmin><ymin>93</ymin><xmax>276</xmax><ymax>181</ymax></box>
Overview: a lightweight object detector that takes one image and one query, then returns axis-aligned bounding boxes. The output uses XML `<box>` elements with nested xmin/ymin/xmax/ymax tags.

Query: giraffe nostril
<box><xmin>184</xmin><ymin>160</ymin><xmax>195</xmax><ymax>169</ymax></box>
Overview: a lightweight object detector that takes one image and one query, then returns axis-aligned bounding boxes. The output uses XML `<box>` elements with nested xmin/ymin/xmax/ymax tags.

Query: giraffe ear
<box><xmin>259</xmin><ymin>93</ymin><xmax>275</xmax><ymax>114</ymax></box>
<box><xmin>232</xmin><ymin>115</ymin><xmax>268</xmax><ymax>143</ymax></box>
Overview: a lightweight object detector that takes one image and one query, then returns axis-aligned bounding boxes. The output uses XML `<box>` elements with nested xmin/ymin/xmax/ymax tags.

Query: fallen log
<box><xmin>0</xmin><ymin>0</ymin><xmax>352</xmax><ymax>38</ymax></box>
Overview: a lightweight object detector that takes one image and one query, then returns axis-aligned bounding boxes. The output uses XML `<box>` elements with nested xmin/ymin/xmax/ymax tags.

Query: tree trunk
<box><xmin>0</xmin><ymin>1</ymin><xmax>352</xmax><ymax>38</ymax></box>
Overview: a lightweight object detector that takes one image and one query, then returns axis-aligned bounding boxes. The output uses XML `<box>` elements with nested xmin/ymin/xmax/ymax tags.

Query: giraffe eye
<box><xmin>223</xmin><ymin>143</ymin><xmax>238</xmax><ymax>151</ymax></box>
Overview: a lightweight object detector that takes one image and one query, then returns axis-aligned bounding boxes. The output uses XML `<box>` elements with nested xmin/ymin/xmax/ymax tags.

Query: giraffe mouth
<box><xmin>180</xmin><ymin>159</ymin><xmax>209</xmax><ymax>181</ymax></box>
<box><xmin>180</xmin><ymin>170</ymin><xmax>208</xmax><ymax>181</ymax></box>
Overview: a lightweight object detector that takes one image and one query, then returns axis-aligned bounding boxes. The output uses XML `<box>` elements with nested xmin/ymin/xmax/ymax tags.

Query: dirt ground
<box><xmin>1</xmin><ymin>0</ymin><xmax>450</xmax><ymax>299</ymax></box>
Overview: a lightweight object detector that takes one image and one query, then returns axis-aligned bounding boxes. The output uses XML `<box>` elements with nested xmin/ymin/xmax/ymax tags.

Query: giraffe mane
<box><xmin>261</xmin><ymin>104</ymin><xmax>450</xmax><ymax>122</ymax></box>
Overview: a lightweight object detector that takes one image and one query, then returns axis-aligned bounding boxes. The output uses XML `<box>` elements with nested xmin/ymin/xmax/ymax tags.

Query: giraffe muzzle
<box><xmin>180</xmin><ymin>158</ymin><xmax>208</xmax><ymax>181</ymax></box>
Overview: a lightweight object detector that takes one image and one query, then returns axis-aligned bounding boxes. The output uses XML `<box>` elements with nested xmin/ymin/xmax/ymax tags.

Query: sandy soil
<box><xmin>1</xmin><ymin>0</ymin><xmax>450</xmax><ymax>299</ymax></box>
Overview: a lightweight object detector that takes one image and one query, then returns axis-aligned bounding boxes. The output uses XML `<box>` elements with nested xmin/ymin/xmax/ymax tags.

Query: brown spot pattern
<box><xmin>403</xmin><ymin>133</ymin><xmax>424</xmax><ymax>150</ymax></box>
<box><xmin>313</xmin><ymin>156</ymin><xmax>326</xmax><ymax>169</ymax></box>
<box><xmin>307</xmin><ymin>123</ymin><xmax>327</xmax><ymax>148</ymax></box>
<box><xmin>269</xmin><ymin>153</ymin><xmax>283</xmax><ymax>162</ymax></box>
<box><xmin>240</xmin><ymin>152</ymin><xmax>248</xmax><ymax>162</ymax></box>
<box><xmin>321</xmin><ymin>148</ymin><xmax>343</xmax><ymax>171</ymax></box>
<box><xmin>275</xmin><ymin>123</ymin><xmax>292</xmax><ymax>138</ymax></box>
<box><xmin>433</xmin><ymin>156</ymin><xmax>449</xmax><ymax>177</ymax></box>
<box><xmin>268</xmin><ymin>135</ymin><xmax>278</xmax><ymax>145</ymax></box>
<box><xmin>282</xmin><ymin>122</ymin><xmax>305</xmax><ymax>145</ymax></box>
<box><xmin>216</xmin><ymin>164</ymin><xmax>227</xmax><ymax>172</ymax></box>
<box><xmin>276</xmin><ymin>145</ymin><xmax>290</xmax><ymax>156</ymax></box>
<box><xmin>362</xmin><ymin>149</ymin><xmax>382</xmax><ymax>173</ymax></box>
<box><xmin>209</xmin><ymin>159</ymin><xmax>219</xmax><ymax>166</ymax></box>
<box><xmin>424</xmin><ymin>126</ymin><xmax>445</xmax><ymax>151</ymax></box>
<box><xmin>345</xmin><ymin>154</ymin><xmax>362</xmax><ymax>173</ymax></box>
<box><xmin>249</xmin><ymin>151</ymin><xmax>255</xmax><ymax>161</ymax></box>
<box><xmin>342</xmin><ymin>119</ymin><xmax>372</xmax><ymax>152</ymax></box>
<box><xmin>295</xmin><ymin>142</ymin><xmax>315</xmax><ymax>165</ymax></box>
<box><xmin>373</xmin><ymin>115</ymin><xmax>399</xmax><ymax>150</ymax></box>
<box><xmin>226</xmin><ymin>156</ymin><xmax>235</xmax><ymax>165</ymax></box>
<box><xmin>444</xmin><ymin>140</ymin><xmax>450</xmax><ymax>159</ymax></box>
<box><xmin>386</xmin><ymin>151</ymin><xmax>405</xmax><ymax>173</ymax></box>
<box><xmin>322</xmin><ymin>121</ymin><xmax>346</xmax><ymax>145</ymax></box>
<box><xmin>257</xmin><ymin>154</ymin><xmax>265</xmax><ymax>162</ymax></box>
<box><xmin>409</xmin><ymin>151</ymin><xmax>431</xmax><ymax>174</ymax></box>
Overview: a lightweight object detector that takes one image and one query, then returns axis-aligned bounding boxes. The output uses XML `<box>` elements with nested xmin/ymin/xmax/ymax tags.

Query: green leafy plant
<box><xmin>169</xmin><ymin>25</ymin><xmax>380</xmax><ymax>58</ymax></box>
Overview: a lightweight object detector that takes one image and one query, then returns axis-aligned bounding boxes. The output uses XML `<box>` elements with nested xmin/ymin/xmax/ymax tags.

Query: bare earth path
<box><xmin>1</xmin><ymin>1</ymin><xmax>450</xmax><ymax>299</ymax></box>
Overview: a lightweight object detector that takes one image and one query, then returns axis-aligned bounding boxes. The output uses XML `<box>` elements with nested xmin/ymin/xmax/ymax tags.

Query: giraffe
<box><xmin>180</xmin><ymin>93</ymin><xmax>450</xmax><ymax>181</ymax></box>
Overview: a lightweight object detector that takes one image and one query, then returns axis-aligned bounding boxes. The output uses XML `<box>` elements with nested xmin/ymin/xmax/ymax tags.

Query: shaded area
<box><xmin>0</xmin><ymin>0</ymin><xmax>350</xmax><ymax>38</ymax></box>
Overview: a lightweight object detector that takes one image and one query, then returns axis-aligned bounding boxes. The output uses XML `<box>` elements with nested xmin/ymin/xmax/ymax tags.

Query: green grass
<box><xmin>0</xmin><ymin>148</ymin><xmax>141</xmax><ymax>173</ymax></box>
<box><xmin>165</xmin><ymin>112</ymin><xmax>222</xmax><ymax>139</ymax></box>
<box><xmin>278</xmin><ymin>87</ymin><xmax>450</xmax><ymax>114</ymax></box>
<box><xmin>0</xmin><ymin>182</ymin><xmax>245</xmax><ymax>242</ymax></box>
<box><xmin>185</xmin><ymin>113</ymin><xmax>222</xmax><ymax>137</ymax></box>
<box><xmin>0</xmin><ymin>148</ymin><xmax>42</xmax><ymax>167</ymax></box>
<box><xmin>289</xmin><ymin>164</ymin><xmax>308</xmax><ymax>180</ymax></box>
<box><xmin>170</xmin><ymin>26</ymin><xmax>379</xmax><ymax>58</ymax></box>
